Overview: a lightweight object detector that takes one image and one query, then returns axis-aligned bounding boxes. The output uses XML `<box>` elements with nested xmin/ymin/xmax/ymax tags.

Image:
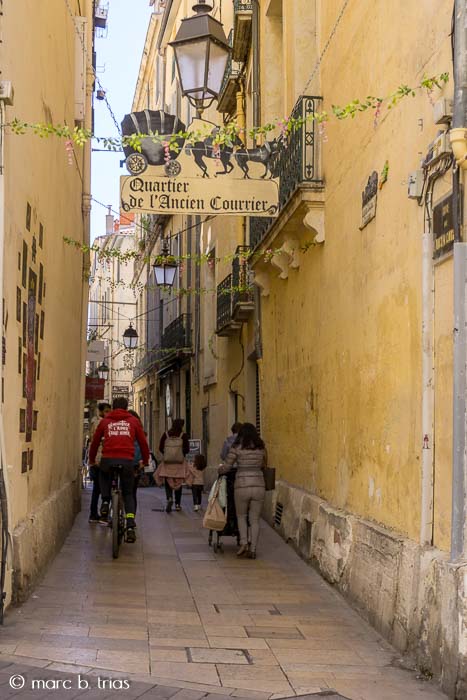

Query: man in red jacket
<box><xmin>88</xmin><ymin>396</ymin><xmax>150</xmax><ymax>542</ymax></box>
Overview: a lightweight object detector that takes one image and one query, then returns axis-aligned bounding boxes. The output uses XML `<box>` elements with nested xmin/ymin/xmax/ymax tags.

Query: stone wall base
<box><xmin>11</xmin><ymin>474</ymin><xmax>81</xmax><ymax>604</ymax></box>
<box><xmin>263</xmin><ymin>480</ymin><xmax>467</xmax><ymax>700</ymax></box>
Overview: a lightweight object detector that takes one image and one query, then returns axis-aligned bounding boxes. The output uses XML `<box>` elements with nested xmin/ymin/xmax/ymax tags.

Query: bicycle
<box><xmin>109</xmin><ymin>467</ymin><xmax>126</xmax><ymax>559</ymax></box>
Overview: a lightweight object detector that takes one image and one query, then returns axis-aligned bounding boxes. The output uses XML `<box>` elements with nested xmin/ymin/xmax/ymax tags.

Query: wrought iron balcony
<box><xmin>133</xmin><ymin>348</ymin><xmax>160</xmax><ymax>381</ymax></box>
<box><xmin>250</xmin><ymin>96</ymin><xmax>323</xmax><ymax>250</ymax></box>
<box><xmin>161</xmin><ymin>313</ymin><xmax>192</xmax><ymax>357</ymax></box>
<box><xmin>216</xmin><ymin>249</ymin><xmax>254</xmax><ymax>336</ymax></box>
<box><xmin>233</xmin><ymin>0</ymin><xmax>253</xmax><ymax>62</ymax></box>
<box><xmin>218</xmin><ymin>30</ymin><xmax>241</xmax><ymax>115</ymax></box>
<box><xmin>232</xmin><ymin>246</ymin><xmax>255</xmax><ymax>321</ymax></box>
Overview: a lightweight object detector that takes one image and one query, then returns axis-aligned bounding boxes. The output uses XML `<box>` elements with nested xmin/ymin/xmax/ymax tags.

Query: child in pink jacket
<box><xmin>187</xmin><ymin>454</ymin><xmax>207</xmax><ymax>511</ymax></box>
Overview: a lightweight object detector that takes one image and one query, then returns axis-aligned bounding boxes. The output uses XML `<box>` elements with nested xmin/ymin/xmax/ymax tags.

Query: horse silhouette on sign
<box><xmin>235</xmin><ymin>139</ymin><xmax>280</xmax><ymax>179</ymax></box>
<box><xmin>188</xmin><ymin>129</ymin><xmax>243</xmax><ymax>178</ymax></box>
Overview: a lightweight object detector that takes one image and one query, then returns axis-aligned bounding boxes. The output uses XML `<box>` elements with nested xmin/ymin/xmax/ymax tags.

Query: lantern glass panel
<box><xmin>207</xmin><ymin>40</ymin><xmax>229</xmax><ymax>94</ymax></box>
<box><xmin>164</xmin><ymin>265</ymin><xmax>178</xmax><ymax>287</ymax></box>
<box><xmin>174</xmin><ymin>39</ymin><xmax>209</xmax><ymax>95</ymax></box>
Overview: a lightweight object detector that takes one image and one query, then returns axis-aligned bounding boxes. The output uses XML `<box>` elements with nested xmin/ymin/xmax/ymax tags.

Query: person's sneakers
<box><xmin>166</xmin><ymin>499</ymin><xmax>173</xmax><ymax>514</ymax></box>
<box><xmin>193</xmin><ymin>505</ymin><xmax>199</xmax><ymax>512</ymax></box>
<box><xmin>175</xmin><ymin>504</ymin><xmax>181</xmax><ymax>512</ymax></box>
<box><xmin>88</xmin><ymin>516</ymin><xmax>99</xmax><ymax>523</ymax></box>
<box><xmin>126</xmin><ymin>526</ymin><xmax>136</xmax><ymax>543</ymax></box>
<box><xmin>100</xmin><ymin>501</ymin><xmax>109</xmax><ymax>518</ymax></box>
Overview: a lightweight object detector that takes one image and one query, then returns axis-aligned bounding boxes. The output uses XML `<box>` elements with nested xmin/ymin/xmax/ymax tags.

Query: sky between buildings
<box><xmin>91</xmin><ymin>0</ymin><xmax>152</xmax><ymax>241</ymax></box>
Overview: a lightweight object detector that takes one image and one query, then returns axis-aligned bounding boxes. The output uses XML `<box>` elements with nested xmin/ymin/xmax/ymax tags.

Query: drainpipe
<box><xmin>252</xmin><ymin>0</ymin><xmax>261</xmax><ymax>143</ymax></box>
<box><xmin>421</xmin><ymin>225</ymin><xmax>434</xmax><ymax>546</ymax></box>
<box><xmin>451</xmin><ymin>0</ymin><xmax>467</xmax><ymax>561</ymax></box>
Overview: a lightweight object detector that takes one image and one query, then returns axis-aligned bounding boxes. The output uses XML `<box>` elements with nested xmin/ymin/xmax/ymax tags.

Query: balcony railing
<box><xmin>216</xmin><ymin>248</ymin><xmax>254</xmax><ymax>336</ymax></box>
<box><xmin>250</xmin><ymin>96</ymin><xmax>323</xmax><ymax>250</ymax></box>
<box><xmin>233</xmin><ymin>0</ymin><xmax>253</xmax><ymax>62</ymax></box>
<box><xmin>133</xmin><ymin>348</ymin><xmax>160</xmax><ymax>381</ymax></box>
<box><xmin>232</xmin><ymin>246</ymin><xmax>254</xmax><ymax>318</ymax></box>
<box><xmin>218</xmin><ymin>30</ymin><xmax>241</xmax><ymax>115</ymax></box>
<box><xmin>216</xmin><ymin>274</ymin><xmax>237</xmax><ymax>336</ymax></box>
<box><xmin>161</xmin><ymin>313</ymin><xmax>192</xmax><ymax>356</ymax></box>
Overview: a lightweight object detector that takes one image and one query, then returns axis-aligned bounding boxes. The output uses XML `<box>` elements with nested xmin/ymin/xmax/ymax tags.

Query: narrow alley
<box><xmin>0</xmin><ymin>489</ymin><xmax>448</xmax><ymax>700</ymax></box>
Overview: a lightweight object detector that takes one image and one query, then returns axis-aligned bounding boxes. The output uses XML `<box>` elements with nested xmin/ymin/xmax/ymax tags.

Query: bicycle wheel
<box><xmin>112</xmin><ymin>491</ymin><xmax>120</xmax><ymax>559</ymax></box>
<box><xmin>118</xmin><ymin>493</ymin><xmax>125</xmax><ymax>546</ymax></box>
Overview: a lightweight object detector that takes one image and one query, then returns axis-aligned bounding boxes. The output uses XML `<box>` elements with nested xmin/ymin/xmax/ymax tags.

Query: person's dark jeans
<box><xmin>165</xmin><ymin>481</ymin><xmax>182</xmax><ymax>506</ymax></box>
<box><xmin>133</xmin><ymin>472</ymin><xmax>140</xmax><ymax>514</ymax></box>
<box><xmin>192</xmin><ymin>485</ymin><xmax>203</xmax><ymax>506</ymax></box>
<box><xmin>99</xmin><ymin>458</ymin><xmax>136</xmax><ymax>517</ymax></box>
<box><xmin>89</xmin><ymin>466</ymin><xmax>101</xmax><ymax>518</ymax></box>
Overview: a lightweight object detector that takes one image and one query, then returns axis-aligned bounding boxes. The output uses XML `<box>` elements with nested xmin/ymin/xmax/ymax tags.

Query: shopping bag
<box><xmin>203</xmin><ymin>478</ymin><xmax>227</xmax><ymax>531</ymax></box>
<box><xmin>263</xmin><ymin>466</ymin><xmax>276</xmax><ymax>491</ymax></box>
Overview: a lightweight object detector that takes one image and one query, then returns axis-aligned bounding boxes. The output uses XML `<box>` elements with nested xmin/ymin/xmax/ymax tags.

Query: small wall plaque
<box><xmin>360</xmin><ymin>171</ymin><xmax>378</xmax><ymax>229</ymax></box>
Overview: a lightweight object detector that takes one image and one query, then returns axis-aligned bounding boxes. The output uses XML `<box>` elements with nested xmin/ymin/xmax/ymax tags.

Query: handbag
<box><xmin>263</xmin><ymin>466</ymin><xmax>276</xmax><ymax>491</ymax></box>
<box><xmin>203</xmin><ymin>478</ymin><xmax>227</xmax><ymax>531</ymax></box>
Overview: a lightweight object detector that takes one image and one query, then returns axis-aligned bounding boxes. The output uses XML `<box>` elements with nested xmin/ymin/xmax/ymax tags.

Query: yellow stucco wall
<box><xmin>256</xmin><ymin>0</ymin><xmax>453</xmax><ymax>544</ymax></box>
<box><xmin>1</xmin><ymin>0</ymin><xmax>91</xmax><ymax>547</ymax></box>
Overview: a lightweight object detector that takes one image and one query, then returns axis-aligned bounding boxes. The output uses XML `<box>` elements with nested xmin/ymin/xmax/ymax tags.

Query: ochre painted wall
<box><xmin>256</xmin><ymin>0</ymin><xmax>453</xmax><ymax>544</ymax></box>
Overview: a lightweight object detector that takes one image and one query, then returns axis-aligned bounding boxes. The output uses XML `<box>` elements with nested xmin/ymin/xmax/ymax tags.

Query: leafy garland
<box><xmin>64</xmin><ymin>236</ymin><xmax>316</xmax><ymax>267</ymax></box>
<box><xmin>6</xmin><ymin>73</ymin><xmax>449</xmax><ymax>153</ymax></box>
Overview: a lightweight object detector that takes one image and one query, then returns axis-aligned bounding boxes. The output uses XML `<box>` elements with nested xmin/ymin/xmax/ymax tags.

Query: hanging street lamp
<box><xmin>97</xmin><ymin>362</ymin><xmax>109</xmax><ymax>381</ymax></box>
<box><xmin>169</xmin><ymin>0</ymin><xmax>230</xmax><ymax>117</ymax></box>
<box><xmin>153</xmin><ymin>237</ymin><xmax>178</xmax><ymax>288</ymax></box>
<box><xmin>123</xmin><ymin>323</ymin><xmax>138</xmax><ymax>350</ymax></box>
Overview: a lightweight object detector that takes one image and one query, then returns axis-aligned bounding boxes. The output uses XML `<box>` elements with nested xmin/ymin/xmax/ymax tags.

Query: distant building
<box><xmin>89</xmin><ymin>210</ymin><xmax>137</xmax><ymax>408</ymax></box>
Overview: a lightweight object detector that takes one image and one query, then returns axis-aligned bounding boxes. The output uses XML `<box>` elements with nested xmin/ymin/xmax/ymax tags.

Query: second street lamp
<box><xmin>97</xmin><ymin>362</ymin><xmax>109</xmax><ymax>381</ymax></box>
<box><xmin>123</xmin><ymin>323</ymin><xmax>138</xmax><ymax>350</ymax></box>
<box><xmin>153</xmin><ymin>238</ymin><xmax>178</xmax><ymax>288</ymax></box>
<box><xmin>170</xmin><ymin>0</ymin><xmax>230</xmax><ymax>116</ymax></box>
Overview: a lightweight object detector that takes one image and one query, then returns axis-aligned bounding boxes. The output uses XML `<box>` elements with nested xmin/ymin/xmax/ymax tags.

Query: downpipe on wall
<box><xmin>451</xmin><ymin>0</ymin><xmax>467</xmax><ymax>561</ymax></box>
<box><xmin>421</xmin><ymin>227</ymin><xmax>434</xmax><ymax>546</ymax></box>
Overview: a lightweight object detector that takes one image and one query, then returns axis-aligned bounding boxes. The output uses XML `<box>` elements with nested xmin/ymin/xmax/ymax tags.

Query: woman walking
<box><xmin>156</xmin><ymin>418</ymin><xmax>189</xmax><ymax>512</ymax></box>
<box><xmin>219</xmin><ymin>423</ymin><xmax>267</xmax><ymax>559</ymax></box>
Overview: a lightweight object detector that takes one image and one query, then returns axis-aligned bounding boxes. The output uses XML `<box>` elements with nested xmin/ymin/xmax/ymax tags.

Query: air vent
<box><xmin>274</xmin><ymin>502</ymin><xmax>283</xmax><ymax>527</ymax></box>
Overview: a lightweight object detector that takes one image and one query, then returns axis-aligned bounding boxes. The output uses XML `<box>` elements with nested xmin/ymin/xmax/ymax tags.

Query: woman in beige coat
<box><xmin>219</xmin><ymin>423</ymin><xmax>267</xmax><ymax>559</ymax></box>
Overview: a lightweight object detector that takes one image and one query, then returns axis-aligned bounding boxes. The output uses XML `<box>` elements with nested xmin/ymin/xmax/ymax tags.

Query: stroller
<box><xmin>208</xmin><ymin>472</ymin><xmax>240</xmax><ymax>554</ymax></box>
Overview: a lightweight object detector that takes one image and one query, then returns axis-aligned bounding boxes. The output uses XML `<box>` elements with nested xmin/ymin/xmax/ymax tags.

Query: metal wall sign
<box><xmin>187</xmin><ymin>438</ymin><xmax>202</xmax><ymax>463</ymax></box>
<box><xmin>433</xmin><ymin>191</ymin><xmax>456</xmax><ymax>259</ymax></box>
<box><xmin>120</xmin><ymin>112</ymin><xmax>279</xmax><ymax>218</ymax></box>
<box><xmin>112</xmin><ymin>385</ymin><xmax>130</xmax><ymax>396</ymax></box>
<box><xmin>360</xmin><ymin>171</ymin><xmax>378</xmax><ymax>229</ymax></box>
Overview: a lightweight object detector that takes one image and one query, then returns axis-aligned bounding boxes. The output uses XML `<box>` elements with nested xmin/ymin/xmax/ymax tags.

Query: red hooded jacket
<box><xmin>89</xmin><ymin>409</ymin><xmax>150</xmax><ymax>465</ymax></box>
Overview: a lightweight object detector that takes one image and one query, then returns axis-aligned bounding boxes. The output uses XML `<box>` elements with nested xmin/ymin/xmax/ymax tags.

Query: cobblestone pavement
<box><xmin>0</xmin><ymin>488</ymin><xmax>449</xmax><ymax>700</ymax></box>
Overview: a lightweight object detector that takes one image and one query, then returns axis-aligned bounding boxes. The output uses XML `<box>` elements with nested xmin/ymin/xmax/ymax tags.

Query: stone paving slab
<box><xmin>0</xmin><ymin>488</ymin><xmax>450</xmax><ymax>700</ymax></box>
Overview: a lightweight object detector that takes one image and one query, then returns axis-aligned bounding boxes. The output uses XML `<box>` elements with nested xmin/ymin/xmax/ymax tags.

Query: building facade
<box><xmin>0</xmin><ymin>0</ymin><xmax>95</xmax><ymax>605</ymax></box>
<box><xmin>130</xmin><ymin>0</ymin><xmax>258</xmax><ymax>460</ymax></box>
<box><xmin>88</xmin><ymin>211</ymin><xmax>137</xmax><ymax>408</ymax></box>
<box><xmin>127</xmin><ymin>1</ymin><xmax>466</xmax><ymax>694</ymax></box>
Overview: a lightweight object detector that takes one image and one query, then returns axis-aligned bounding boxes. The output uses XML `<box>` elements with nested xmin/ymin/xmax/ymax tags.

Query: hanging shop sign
<box><xmin>120</xmin><ymin>112</ymin><xmax>279</xmax><ymax>218</ymax></box>
<box><xmin>86</xmin><ymin>340</ymin><xmax>105</xmax><ymax>362</ymax></box>
<box><xmin>433</xmin><ymin>191</ymin><xmax>456</xmax><ymax>259</ymax></box>
<box><xmin>360</xmin><ymin>171</ymin><xmax>378</xmax><ymax>229</ymax></box>
<box><xmin>85</xmin><ymin>377</ymin><xmax>105</xmax><ymax>401</ymax></box>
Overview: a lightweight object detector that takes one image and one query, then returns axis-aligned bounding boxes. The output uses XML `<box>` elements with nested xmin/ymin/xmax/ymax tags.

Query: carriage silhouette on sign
<box><xmin>121</xmin><ymin>110</ymin><xmax>187</xmax><ymax>177</ymax></box>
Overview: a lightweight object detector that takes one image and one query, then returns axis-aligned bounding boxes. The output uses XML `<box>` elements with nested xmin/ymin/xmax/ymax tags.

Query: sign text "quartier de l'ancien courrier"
<box><xmin>120</xmin><ymin>175</ymin><xmax>279</xmax><ymax>217</ymax></box>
